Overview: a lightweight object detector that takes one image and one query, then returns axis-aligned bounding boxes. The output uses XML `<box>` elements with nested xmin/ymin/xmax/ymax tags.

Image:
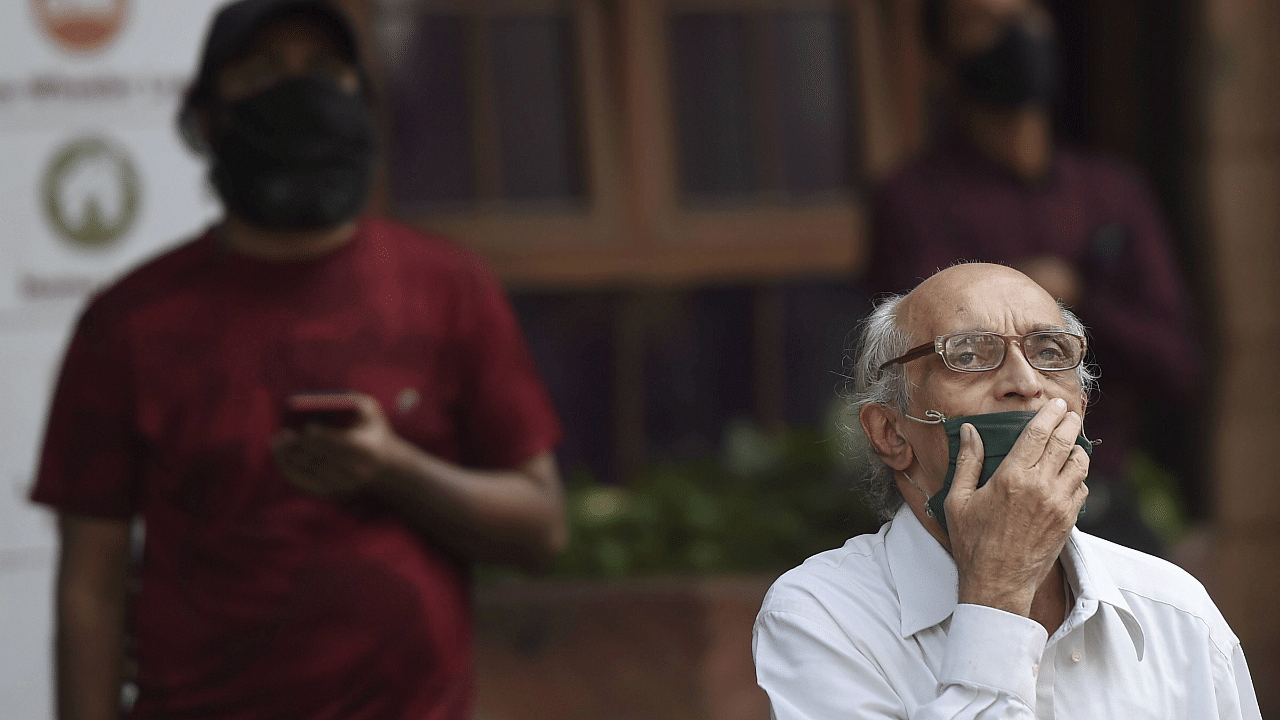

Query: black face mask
<box><xmin>922</xmin><ymin>410</ymin><xmax>1094</xmax><ymax>533</ymax></box>
<box><xmin>956</xmin><ymin>21</ymin><xmax>1059</xmax><ymax>108</ymax></box>
<box><xmin>209</xmin><ymin>76</ymin><xmax>374</xmax><ymax>231</ymax></box>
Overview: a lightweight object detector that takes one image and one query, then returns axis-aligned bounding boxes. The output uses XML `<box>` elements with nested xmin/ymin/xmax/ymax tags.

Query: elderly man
<box><xmin>753</xmin><ymin>263</ymin><xmax>1259</xmax><ymax>718</ymax></box>
<box><xmin>867</xmin><ymin>0</ymin><xmax>1202</xmax><ymax>554</ymax></box>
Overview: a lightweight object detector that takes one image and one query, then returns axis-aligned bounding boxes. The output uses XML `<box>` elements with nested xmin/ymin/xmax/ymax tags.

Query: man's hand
<box><xmin>270</xmin><ymin>392</ymin><xmax>565</xmax><ymax>569</ymax></box>
<box><xmin>944</xmin><ymin>398</ymin><xmax>1090</xmax><ymax>617</ymax></box>
<box><xmin>271</xmin><ymin>393</ymin><xmax>405</xmax><ymax>498</ymax></box>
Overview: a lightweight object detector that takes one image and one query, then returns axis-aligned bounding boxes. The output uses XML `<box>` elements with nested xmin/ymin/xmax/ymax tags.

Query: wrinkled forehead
<box><xmin>899</xmin><ymin>266</ymin><xmax>1065</xmax><ymax>341</ymax></box>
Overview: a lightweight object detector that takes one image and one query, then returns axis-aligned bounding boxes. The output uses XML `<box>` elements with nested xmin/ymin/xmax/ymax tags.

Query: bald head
<box><xmin>899</xmin><ymin>263</ymin><xmax>1065</xmax><ymax>346</ymax></box>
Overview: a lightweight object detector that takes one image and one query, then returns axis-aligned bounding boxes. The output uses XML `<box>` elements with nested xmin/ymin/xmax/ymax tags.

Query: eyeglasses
<box><xmin>878</xmin><ymin>330</ymin><xmax>1087</xmax><ymax>374</ymax></box>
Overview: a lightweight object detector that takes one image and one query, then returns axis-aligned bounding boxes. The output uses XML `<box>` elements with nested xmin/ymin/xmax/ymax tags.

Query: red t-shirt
<box><xmin>32</xmin><ymin>216</ymin><xmax>562</xmax><ymax>720</ymax></box>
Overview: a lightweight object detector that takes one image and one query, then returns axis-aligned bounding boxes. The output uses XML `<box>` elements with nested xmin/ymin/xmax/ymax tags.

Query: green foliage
<box><xmin>548</xmin><ymin>421</ymin><xmax>881</xmax><ymax>579</ymax></box>
<box><xmin>1128</xmin><ymin>449</ymin><xmax>1191</xmax><ymax>546</ymax></box>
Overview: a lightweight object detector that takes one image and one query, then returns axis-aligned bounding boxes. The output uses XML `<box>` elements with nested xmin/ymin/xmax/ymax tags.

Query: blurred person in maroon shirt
<box><xmin>32</xmin><ymin>2</ymin><xmax>566</xmax><ymax>719</ymax></box>
<box><xmin>865</xmin><ymin>0</ymin><xmax>1200</xmax><ymax>555</ymax></box>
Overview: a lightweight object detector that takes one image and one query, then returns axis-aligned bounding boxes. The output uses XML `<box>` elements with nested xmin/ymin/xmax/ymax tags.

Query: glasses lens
<box><xmin>1022</xmin><ymin>332</ymin><xmax>1083</xmax><ymax>370</ymax></box>
<box><xmin>943</xmin><ymin>333</ymin><xmax>1005</xmax><ymax>370</ymax></box>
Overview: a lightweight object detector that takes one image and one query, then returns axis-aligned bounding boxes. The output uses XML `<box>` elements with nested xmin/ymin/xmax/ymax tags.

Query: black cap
<box><xmin>178</xmin><ymin>0</ymin><xmax>365</xmax><ymax>152</ymax></box>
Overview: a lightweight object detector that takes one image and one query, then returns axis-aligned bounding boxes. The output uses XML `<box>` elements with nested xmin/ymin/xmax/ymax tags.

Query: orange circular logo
<box><xmin>32</xmin><ymin>0</ymin><xmax>130</xmax><ymax>54</ymax></box>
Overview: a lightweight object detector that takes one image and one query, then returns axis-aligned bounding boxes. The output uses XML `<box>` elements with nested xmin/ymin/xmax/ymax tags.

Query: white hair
<box><xmin>841</xmin><ymin>293</ymin><xmax>1098</xmax><ymax>521</ymax></box>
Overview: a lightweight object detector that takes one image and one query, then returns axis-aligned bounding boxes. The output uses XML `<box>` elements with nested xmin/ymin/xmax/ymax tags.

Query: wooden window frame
<box><xmin>349</xmin><ymin>0</ymin><xmax>921</xmax><ymax>289</ymax></box>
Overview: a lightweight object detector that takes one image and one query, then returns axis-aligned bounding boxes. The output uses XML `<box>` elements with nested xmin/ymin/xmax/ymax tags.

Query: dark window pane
<box><xmin>645</xmin><ymin>287</ymin><xmax>755</xmax><ymax>459</ymax></box>
<box><xmin>773</xmin><ymin>12</ymin><xmax>856</xmax><ymax>195</ymax></box>
<box><xmin>387</xmin><ymin>16</ymin><xmax>475</xmax><ymax>206</ymax></box>
<box><xmin>670</xmin><ymin>13</ymin><xmax>756</xmax><ymax>198</ymax></box>
<box><xmin>511</xmin><ymin>290</ymin><xmax>613</xmax><ymax>481</ymax></box>
<box><xmin>489</xmin><ymin>15</ymin><xmax>585</xmax><ymax>201</ymax></box>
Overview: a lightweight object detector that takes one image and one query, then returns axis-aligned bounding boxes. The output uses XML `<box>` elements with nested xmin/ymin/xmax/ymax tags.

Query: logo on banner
<box><xmin>32</xmin><ymin>0</ymin><xmax>130</xmax><ymax>54</ymax></box>
<box><xmin>42</xmin><ymin>136</ymin><xmax>141</xmax><ymax>249</ymax></box>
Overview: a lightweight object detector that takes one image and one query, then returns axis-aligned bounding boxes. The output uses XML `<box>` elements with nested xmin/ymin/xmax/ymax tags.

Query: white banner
<box><xmin>0</xmin><ymin>125</ymin><xmax>220</xmax><ymax>311</ymax></box>
<box><xmin>0</xmin><ymin>2</ymin><xmax>227</xmax><ymax>717</ymax></box>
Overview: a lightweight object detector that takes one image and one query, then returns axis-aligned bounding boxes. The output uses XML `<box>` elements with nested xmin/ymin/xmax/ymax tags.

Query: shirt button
<box><xmin>1071</xmin><ymin>651</ymin><xmax>1082</xmax><ymax>663</ymax></box>
<box><xmin>1032</xmin><ymin>663</ymin><xmax>1039</xmax><ymax>677</ymax></box>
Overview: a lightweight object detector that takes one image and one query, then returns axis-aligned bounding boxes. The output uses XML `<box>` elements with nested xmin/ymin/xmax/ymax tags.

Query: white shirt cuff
<box><xmin>940</xmin><ymin>603</ymin><xmax>1048</xmax><ymax>708</ymax></box>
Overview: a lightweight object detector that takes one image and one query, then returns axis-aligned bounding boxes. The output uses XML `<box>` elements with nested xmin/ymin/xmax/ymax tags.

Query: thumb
<box><xmin>948</xmin><ymin>423</ymin><xmax>985</xmax><ymax>502</ymax></box>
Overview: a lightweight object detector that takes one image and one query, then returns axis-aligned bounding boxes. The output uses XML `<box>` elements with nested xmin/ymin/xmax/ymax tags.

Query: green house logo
<box><xmin>42</xmin><ymin>136</ymin><xmax>140</xmax><ymax>248</ymax></box>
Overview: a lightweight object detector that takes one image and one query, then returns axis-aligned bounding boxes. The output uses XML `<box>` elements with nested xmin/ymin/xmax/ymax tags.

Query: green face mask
<box><xmin>920</xmin><ymin>410</ymin><xmax>1094</xmax><ymax>532</ymax></box>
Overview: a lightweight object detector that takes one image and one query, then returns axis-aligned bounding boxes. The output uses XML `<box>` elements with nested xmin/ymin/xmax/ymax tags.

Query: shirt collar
<box><xmin>885</xmin><ymin>504</ymin><xmax>960</xmax><ymax>638</ymax></box>
<box><xmin>1061</xmin><ymin>529</ymin><xmax>1147</xmax><ymax>660</ymax></box>
<box><xmin>885</xmin><ymin>505</ymin><xmax>1147</xmax><ymax>660</ymax></box>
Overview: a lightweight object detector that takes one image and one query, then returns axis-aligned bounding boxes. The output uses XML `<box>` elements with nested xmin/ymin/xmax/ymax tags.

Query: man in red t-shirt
<box><xmin>31</xmin><ymin>2</ymin><xmax>566</xmax><ymax>719</ymax></box>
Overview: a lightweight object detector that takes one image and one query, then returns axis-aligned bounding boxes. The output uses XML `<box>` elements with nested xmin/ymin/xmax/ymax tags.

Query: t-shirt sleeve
<box><xmin>453</xmin><ymin>260</ymin><xmax>562</xmax><ymax>469</ymax></box>
<box><xmin>30</xmin><ymin>298</ymin><xmax>142</xmax><ymax>519</ymax></box>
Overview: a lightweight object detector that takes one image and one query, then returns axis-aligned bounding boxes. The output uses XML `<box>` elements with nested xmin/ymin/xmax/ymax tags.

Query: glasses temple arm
<box><xmin>877</xmin><ymin>342</ymin><xmax>936</xmax><ymax>373</ymax></box>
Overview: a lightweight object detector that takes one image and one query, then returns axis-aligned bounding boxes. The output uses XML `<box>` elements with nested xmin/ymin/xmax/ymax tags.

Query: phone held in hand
<box><xmin>283</xmin><ymin>392</ymin><xmax>361</xmax><ymax>430</ymax></box>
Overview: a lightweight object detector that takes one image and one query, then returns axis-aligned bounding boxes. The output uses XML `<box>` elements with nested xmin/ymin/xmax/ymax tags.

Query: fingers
<box><xmin>944</xmin><ymin>423</ymin><xmax>984</xmax><ymax>523</ymax></box>
<box><xmin>350</xmin><ymin>393</ymin><xmax>383</xmax><ymax>421</ymax></box>
<box><xmin>271</xmin><ymin>431</ymin><xmax>351</xmax><ymax>496</ymax></box>
<box><xmin>300</xmin><ymin>426</ymin><xmax>377</xmax><ymax>469</ymax></box>
<box><xmin>950</xmin><ymin>423</ymin><xmax>984</xmax><ymax>495</ymax></box>
<box><xmin>1071</xmin><ymin>452</ymin><xmax>1090</xmax><ymax>497</ymax></box>
<box><xmin>272</xmin><ymin>435</ymin><xmax>322</xmax><ymax>493</ymax></box>
<box><xmin>1065</xmin><ymin>444</ymin><xmax>1090</xmax><ymax>492</ymax></box>
<box><xmin>1005</xmin><ymin>399</ymin><xmax>1085</xmax><ymax>473</ymax></box>
<box><xmin>1063</xmin><ymin>447</ymin><xmax>1091</xmax><ymax>519</ymax></box>
<box><xmin>1039</xmin><ymin>409</ymin><xmax>1083</xmax><ymax>474</ymax></box>
<box><xmin>1006</xmin><ymin>398</ymin><xmax>1068</xmax><ymax>467</ymax></box>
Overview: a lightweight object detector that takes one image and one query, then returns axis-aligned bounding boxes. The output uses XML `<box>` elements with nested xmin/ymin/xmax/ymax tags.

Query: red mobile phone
<box><xmin>283</xmin><ymin>393</ymin><xmax>361</xmax><ymax>431</ymax></box>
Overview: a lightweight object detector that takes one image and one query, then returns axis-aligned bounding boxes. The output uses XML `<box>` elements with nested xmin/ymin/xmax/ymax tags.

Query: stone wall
<box><xmin>1204</xmin><ymin>0</ymin><xmax>1280</xmax><ymax>711</ymax></box>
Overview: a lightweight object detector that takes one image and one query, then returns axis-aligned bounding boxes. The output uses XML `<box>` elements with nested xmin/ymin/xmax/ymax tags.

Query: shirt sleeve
<box><xmin>453</xmin><ymin>259</ymin><xmax>562</xmax><ymax>470</ymax></box>
<box><xmin>30</xmin><ymin>298</ymin><xmax>142</xmax><ymax>519</ymax></box>
<box><xmin>754</xmin><ymin>604</ymin><xmax>1047</xmax><ymax>719</ymax></box>
<box><xmin>1215</xmin><ymin>642</ymin><xmax>1263</xmax><ymax>720</ymax></box>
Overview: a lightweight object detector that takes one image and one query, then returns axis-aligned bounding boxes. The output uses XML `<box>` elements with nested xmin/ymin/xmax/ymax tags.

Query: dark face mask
<box><xmin>209</xmin><ymin>76</ymin><xmax>374</xmax><ymax>231</ymax></box>
<box><xmin>956</xmin><ymin>21</ymin><xmax>1060</xmax><ymax>108</ymax></box>
<box><xmin>924</xmin><ymin>410</ymin><xmax>1093</xmax><ymax>532</ymax></box>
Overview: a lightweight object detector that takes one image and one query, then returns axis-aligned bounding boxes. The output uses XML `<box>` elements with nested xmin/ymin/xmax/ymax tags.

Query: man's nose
<box><xmin>993</xmin><ymin>340</ymin><xmax>1045</xmax><ymax>400</ymax></box>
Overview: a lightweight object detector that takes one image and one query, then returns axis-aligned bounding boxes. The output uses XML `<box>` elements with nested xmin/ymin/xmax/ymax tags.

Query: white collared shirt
<box><xmin>753</xmin><ymin>506</ymin><xmax>1261</xmax><ymax>719</ymax></box>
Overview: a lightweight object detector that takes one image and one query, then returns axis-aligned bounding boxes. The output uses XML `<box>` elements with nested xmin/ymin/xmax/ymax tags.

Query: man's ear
<box><xmin>859</xmin><ymin>403</ymin><xmax>915</xmax><ymax>471</ymax></box>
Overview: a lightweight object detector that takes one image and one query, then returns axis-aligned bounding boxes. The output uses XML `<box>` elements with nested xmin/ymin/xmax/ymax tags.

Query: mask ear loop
<box><xmin>903</xmin><ymin>410</ymin><xmax>947</xmax><ymax>424</ymax></box>
<box><xmin>902</xmin><ymin>471</ymin><xmax>934</xmax><ymax>517</ymax></box>
<box><xmin>896</xmin><ymin>410</ymin><xmax>944</xmax><ymax>517</ymax></box>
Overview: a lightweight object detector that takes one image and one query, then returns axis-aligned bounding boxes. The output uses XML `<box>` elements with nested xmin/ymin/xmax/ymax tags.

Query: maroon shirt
<box><xmin>33</xmin><ymin>216</ymin><xmax>562</xmax><ymax>720</ymax></box>
<box><xmin>867</xmin><ymin>137</ymin><xmax>1199</xmax><ymax>481</ymax></box>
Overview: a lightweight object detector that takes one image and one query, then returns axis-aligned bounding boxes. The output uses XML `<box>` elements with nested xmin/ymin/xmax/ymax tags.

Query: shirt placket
<box><xmin>1038</xmin><ymin>591</ymin><xmax>1096</xmax><ymax>719</ymax></box>
<box><xmin>1034</xmin><ymin>646</ymin><xmax>1057</xmax><ymax>718</ymax></box>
